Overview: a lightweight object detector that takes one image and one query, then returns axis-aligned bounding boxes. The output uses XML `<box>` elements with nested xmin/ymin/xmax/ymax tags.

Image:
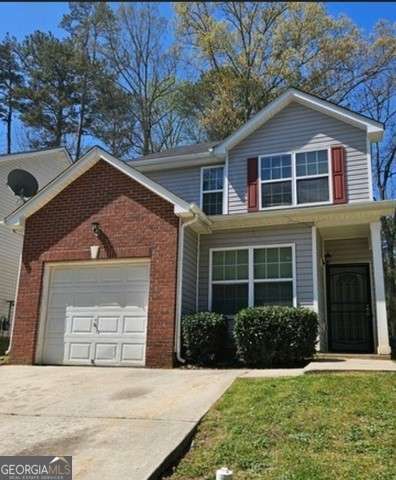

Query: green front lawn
<box><xmin>168</xmin><ymin>373</ymin><xmax>396</xmax><ymax>480</ymax></box>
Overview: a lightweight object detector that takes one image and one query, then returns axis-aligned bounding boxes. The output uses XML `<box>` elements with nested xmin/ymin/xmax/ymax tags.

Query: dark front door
<box><xmin>327</xmin><ymin>264</ymin><xmax>374</xmax><ymax>353</ymax></box>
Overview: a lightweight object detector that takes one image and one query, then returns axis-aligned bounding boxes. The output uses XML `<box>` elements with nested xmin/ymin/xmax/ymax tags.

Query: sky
<box><xmin>0</xmin><ymin>1</ymin><xmax>395</xmax><ymax>154</ymax></box>
<box><xmin>0</xmin><ymin>2</ymin><xmax>395</xmax><ymax>40</ymax></box>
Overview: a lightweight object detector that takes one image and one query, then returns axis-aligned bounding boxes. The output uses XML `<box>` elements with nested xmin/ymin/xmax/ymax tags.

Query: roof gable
<box><xmin>0</xmin><ymin>147</ymin><xmax>72</xmax><ymax>165</ymax></box>
<box><xmin>214</xmin><ymin>88</ymin><xmax>384</xmax><ymax>155</ymax></box>
<box><xmin>4</xmin><ymin>147</ymin><xmax>194</xmax><ymax>227</ymax></box>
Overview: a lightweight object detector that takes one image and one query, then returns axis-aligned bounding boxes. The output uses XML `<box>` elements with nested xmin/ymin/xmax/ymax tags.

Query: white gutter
<box><xmin>175</xmin><ymin>213</ymin><xmax>200</xmax><ymax>364</ymax></box>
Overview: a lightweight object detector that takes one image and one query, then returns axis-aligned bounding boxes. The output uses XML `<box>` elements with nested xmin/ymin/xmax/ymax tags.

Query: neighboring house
<box><xmin>3</xmin><ymin>89</ymin><xmax>395</xmax><ymax>368</ymax></box>
<box><xmin>0</xmin><ymin>148</ymin><xmax>71</xmax><ymax>333</ymax></box>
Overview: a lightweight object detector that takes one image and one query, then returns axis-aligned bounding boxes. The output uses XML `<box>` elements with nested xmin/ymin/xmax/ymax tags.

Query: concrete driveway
<box><xmin>0</xmin><ymin>366</ymin><xmax>239</xmax><ymax>480</ymax></box>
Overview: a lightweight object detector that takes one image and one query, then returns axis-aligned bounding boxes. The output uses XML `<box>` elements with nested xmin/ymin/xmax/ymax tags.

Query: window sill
<box><xmin>259</xmin><ymin>200</ymin><xmax>332</xmax><ymax>212</ymax></box>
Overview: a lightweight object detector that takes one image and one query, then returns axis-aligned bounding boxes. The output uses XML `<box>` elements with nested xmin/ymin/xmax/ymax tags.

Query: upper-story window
<box><xmin>295</xmin><ymin>150</ymin><xmax>329</xmax><ymax>204</ymax></box>
<box><xmin>261</xmin><ymin>154</ymin><xmax>292</xmax><ymax>208</ymax></box>
<box><xmin>260</xmin><ymin>149</ymin><xmax>331</xmax><ymax>209</ymax></box>
<box><xmin>201</xmin><ymin>165</ymin><xmax>224</xmax><ymax>215</ymax></box>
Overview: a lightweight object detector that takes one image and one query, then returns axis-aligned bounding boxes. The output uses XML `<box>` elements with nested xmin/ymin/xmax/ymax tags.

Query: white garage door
<box><xmin>40</xmin><ymin>262</ymin><xmax>150</xmax><ymax>366</ymax></box>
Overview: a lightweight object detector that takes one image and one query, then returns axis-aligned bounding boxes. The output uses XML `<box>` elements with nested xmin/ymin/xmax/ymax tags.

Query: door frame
<box><xmin>35</xmin><ymin>258</ymin><xmax>150</xmax><ymax>365</ymax></box>
<box><xmin>326</xmin><ymin>262</ymin><xmax>374</xmax><ymax>353</ymax></box>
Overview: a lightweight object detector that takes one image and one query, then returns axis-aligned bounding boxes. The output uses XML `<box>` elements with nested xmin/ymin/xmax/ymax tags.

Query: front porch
<box><xmin>313</xmin><ymin>221</ymin><xmax>391</xmax><ymax>355</ymax></box>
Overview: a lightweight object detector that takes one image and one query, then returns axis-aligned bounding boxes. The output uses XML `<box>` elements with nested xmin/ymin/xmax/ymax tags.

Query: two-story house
<box><xmin>4</xmin><ymin>89</ymin><xmax>395</xmax><ymax>367</ymax></box>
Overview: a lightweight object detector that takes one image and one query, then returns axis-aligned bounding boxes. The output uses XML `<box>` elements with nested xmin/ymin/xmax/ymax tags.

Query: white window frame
<box><xmin>208</xmin><ymin>243</ymin><xmax>297</xmax><ymax>313</ymax></box>
<box><xmin>200</xmin><ymin>165</ymin><xmax>225</xmax><ymax>215</ymax></box>
<box><xmin>259</xmin><ymin>146</ymin><xmax>333</xmax><ymax>210</ymax></box>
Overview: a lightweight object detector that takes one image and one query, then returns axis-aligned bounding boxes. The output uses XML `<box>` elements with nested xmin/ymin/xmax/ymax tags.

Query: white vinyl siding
<box><xmin>146</xmin><ymin>166</ymin><xmax>202</xmax><ymax>206</ymax></box>
<box><xmin>0</xmin><ymin>154</ymin><xmax>69</xmax><ymax>319</ymax></box>
<box><xmin>182</xmin><ymin>227</ymin><xmax>199</xmax><ymax>315</ymax></box>
<box><xmin>324</xmin><ymin>238</ymin><xmax>371</xmax><ymax>264</ymax></box>
<box><xmin>199</xmin><ymin>224</ymin><xmax>313</xmax><ymax>311</ymax></box>
<box><xmin>228</xmin><ymin>101</ymin><xmax>370</xmax><ymax>214</ymax></box>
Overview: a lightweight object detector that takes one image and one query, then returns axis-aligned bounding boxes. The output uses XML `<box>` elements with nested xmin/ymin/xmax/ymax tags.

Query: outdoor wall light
<box><xmin>91</xmin><ymin>222</ymin><xmax>101</xmax><ymax>237</ymax></box>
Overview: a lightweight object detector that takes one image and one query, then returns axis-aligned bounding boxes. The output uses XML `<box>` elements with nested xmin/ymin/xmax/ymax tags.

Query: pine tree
<box><xmin>0</xmin><ymin>34</ymin><xmax>23</xmax><ymax>153</ymax></box>
<box><xmin>61</xmin><ymin>2</ymin><xmax>114</xmax><ymax>158</ymax></box>
<box><xmin>18</xmin><ymin>31</ymin><xmax>80</xmax><ymax>150</ymax></box>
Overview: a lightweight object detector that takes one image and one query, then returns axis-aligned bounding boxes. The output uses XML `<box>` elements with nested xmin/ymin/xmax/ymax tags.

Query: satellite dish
<box><xmin>7</xmin><ymin>169</ymin><xmax>39</xmax><ymax>202</ymax></box>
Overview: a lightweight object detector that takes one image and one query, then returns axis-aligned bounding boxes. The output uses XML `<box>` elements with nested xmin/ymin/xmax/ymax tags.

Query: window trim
<box><xmin>200</xmin><ymin>164</ymin><xmax>226</xmax><ymax>215</ymax></box>
<box><xmin>259</xmin><ymin>146</ymin><xmax>333</xmax><ymax>210</ymax></box>
<box><xmin>209</xmin><ymin>243</ymin><xmax>297</xmax><ymax>313</ymax></box>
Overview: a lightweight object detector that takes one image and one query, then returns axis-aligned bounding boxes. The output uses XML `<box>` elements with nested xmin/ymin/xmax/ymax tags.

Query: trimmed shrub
<box><xmin>234</xmin><ymin>306</ymin><xmax>318</xmax><ymax>367</ymax></box>
<box><xmin>182</xmin><ymin>312</ymin><xmax>227</xmax><ymax>365</ymax></box>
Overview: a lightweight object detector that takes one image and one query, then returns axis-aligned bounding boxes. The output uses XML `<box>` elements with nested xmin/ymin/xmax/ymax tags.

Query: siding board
<box><xmin>198</xmin><ymin>224</ymin><xmax>313</xmax><ymax>310</ymax></box>
<box><xmin>228</xmin><ymin>101</ymin><xmax>370</xmax><ymax>213</ymax></box>
<box><xmin>325</xmin><ymin>238</ymin><xmax>370</xmax><ymax>264</ymax></box>
<box><xmin>182</xmin><ymin>227</ymin><xmax>198</xmax><ymax>315</ymax></box>
<box><xmin>146</xmin><ymin>166</ymin><xmax>202</xmax><ymax>206</ymax></box>
<box><xmin>0</xmin><ymin>154</ymin><xmax>69</xmax><ymax>318</ymax></box>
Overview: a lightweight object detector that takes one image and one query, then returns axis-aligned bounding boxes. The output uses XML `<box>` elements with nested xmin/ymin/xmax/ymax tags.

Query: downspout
<box><xmin>175</xmin><ymin>214</ymin><xmax>200</xmax><ymax>364</ymax></box>
<box><xmin>5</xmin><ymin>226</ymin><xmax>24</xmax><ymax>356</ymax></box>
<box><xmin>0</xmin><ymin>220</ymin><xmax>24</xmax><ymax>355</ymax></box>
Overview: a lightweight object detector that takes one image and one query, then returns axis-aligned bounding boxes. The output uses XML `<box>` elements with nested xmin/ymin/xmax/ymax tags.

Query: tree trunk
<box><xmin>6</xmin><ymin>103</ymin><xmax>12</xmax><ymax>154</ymax></box>
<box><xmin>75</xmin><ymin>83</ymin><xmax>87</xmax><ymax>160</ymax></box>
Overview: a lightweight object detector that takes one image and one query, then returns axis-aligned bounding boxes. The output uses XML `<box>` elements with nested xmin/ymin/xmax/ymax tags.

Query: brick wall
<box><xmin>11</xmin><ymin>160</ymin><xmax>179</xmax><ymax>368</ymax></box>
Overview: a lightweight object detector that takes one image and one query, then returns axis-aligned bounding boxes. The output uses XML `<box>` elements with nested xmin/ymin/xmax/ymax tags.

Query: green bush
<box><xmin>234</xmin><ymin>306</ymin><xmax>318</xmax><ymax>367</ymax></box>
<box><xmin>182</xmin><ymin>312</ymin><xmax>227</xmax><ymax>365</ymax></box>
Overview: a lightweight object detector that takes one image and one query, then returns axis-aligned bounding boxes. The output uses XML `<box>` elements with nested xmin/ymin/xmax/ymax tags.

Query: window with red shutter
<box><xmin>247</xmin><ymin>157</ymin><xmax>259</xmax><ymax>211</ymax></box>
<box><xmin>331</xmin><ymin>146</ymin><xmax>347</xmax><ymax>204</ymax></box>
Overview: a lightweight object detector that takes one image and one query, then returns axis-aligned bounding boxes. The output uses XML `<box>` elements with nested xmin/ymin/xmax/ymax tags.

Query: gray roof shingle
<box><xmin>128</xmin><ymin>141</ymin><xmax>219</xmax><ymax>163</ymax></box>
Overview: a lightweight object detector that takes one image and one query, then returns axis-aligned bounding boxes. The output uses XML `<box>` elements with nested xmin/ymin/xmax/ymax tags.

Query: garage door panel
<box><xmin>72</xmin><ymin>292</ymin><xmax>101</xmax><ymax>307</ymax></box>
<box><xmin>95</xmin><ymin>291</ymin><xmax>126</xmax><ymax>307</ymax></box>
<box><xmin>71</xmin><ymin>315</ymin><xmax>94</xmax><ymax>334</ymax></box>
<box><xmin>94</xmin><ymin>343</ymin><xmax>118</xmax><ymax>361</ymax></box>
<box><xmin>121</xmin><ymin>344</ymin><xmax>145</xmax><ymax>362</ymax></box>
<box><xmin>99</xmin><ymin>266</ymin><xmax>127</xmax><ymax>282</ymax></box>
<box><xmin>41</xmin><ymin>262</ymin><xmax>149</xmax><ymax>366</ymax></box>
<box><xmin>123</xmin><ymin>316</ymin><xmax>146</xmax><ymax>333</ymax></box>
<box><xmin>48</xmin><ymin>291</ymin><xmax>71</xmax><ymax>309</ymax></box>
<box><xmin>46</xmin><ymin>316</ymin><xmax>67</xmax><ymax>335</ymax></box>
<box><xmin>97</xmin><ymin>316</ymin><xmax>119</xmax><ymax>333</ymax></box>
<box><xmin>68</xmin><ymin>343</ymin><xmax>92</xmax><ymax>361</ymax></box>
<box><xmin>126</xmin><ymin>265</ymin><xmax>150</xmax><ymax>280</ymax></box>
<box><xmin>45</xmin><ymin>345</ymin><xmax>66</xmax><ymax>365</ymax></box>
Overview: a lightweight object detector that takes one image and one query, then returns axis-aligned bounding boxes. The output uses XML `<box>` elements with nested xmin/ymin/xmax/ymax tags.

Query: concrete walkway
<box><xmin>241</xmin><ymin>358</ymin><xmax>396</xmax><ymax>377</ymax></box>
<box><xmin>304</xmin><ymin>358</ymin><xmax>396</xmax><ymax>373</ymax></box>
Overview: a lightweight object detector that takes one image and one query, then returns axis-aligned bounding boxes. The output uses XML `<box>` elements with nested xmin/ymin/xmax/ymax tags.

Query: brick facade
<box><xmin>11</xmin><ymin>160</ymin><xmax>179</xmax><ymax>368</ymax></box>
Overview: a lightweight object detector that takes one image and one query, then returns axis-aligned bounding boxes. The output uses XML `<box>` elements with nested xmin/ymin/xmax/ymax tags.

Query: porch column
<box><xmin>312</xmin><ymin>226</ymin><xmax>320</xmax><ymax>351</ymax></box>
<box><xmin>370</xmin><ymin>222</ymin><xmax>391</xmax><ymax>354</ymax></box>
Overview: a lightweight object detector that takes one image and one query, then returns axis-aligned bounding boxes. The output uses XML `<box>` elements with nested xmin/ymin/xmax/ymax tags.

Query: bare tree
<box><xmin>103</xmin><ymin>3</ymin><xmax>181</xmax><ymax>156</ymax></box>
<box><xmin>175</xmin><ymin>3</ymin><xmax>396</xmax><ymax>139</ymax></box>
<box><xmin>355</xmin><ymin>70</ymin><xmax>396</xmax><ymax>336</ymax></box>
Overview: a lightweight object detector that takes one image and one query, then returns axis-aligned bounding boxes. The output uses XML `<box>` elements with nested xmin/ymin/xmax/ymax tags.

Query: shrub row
<box><xmin>182</xmin><ymin>306</ymin><xmax>318</xmax><ymax>367</ymax></box>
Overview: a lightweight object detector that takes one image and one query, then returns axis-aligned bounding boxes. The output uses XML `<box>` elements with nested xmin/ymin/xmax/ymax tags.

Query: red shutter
<box><xmin>247</xmin><ymin>157</ymin><xmax>259</xmax><ymax>212</ymax></box>
<box><xmin>331</xmin><ymin>146</ymin><xmax>347</xmax><ymax>204</ymax></box>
